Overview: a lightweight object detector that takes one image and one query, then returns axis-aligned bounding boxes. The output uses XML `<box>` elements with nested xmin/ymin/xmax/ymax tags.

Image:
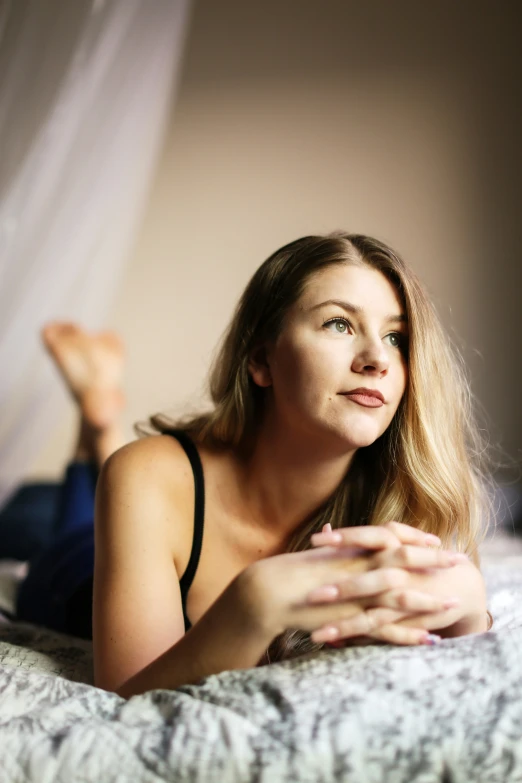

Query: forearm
<box><xmin>116</xmin><ymin>578</ymin><xmax>275</xmax><ymax>699</ymax></box>
<box><xmin>393</xmin><ymin>560</ymin><xmax>489</xmax><ymax>637</ymax></box>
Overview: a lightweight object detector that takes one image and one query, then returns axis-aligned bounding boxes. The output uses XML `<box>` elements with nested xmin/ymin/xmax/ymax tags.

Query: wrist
<box><xmin>233</xmin><ymin>565</ymin><xmax>280</xmax><ymax>642</ymax></box>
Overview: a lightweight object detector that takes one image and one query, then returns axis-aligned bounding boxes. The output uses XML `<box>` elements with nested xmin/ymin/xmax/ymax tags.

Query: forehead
<box><xmin>297</xmin><ymin>263</ymin><xmax>403</xmax><ymax>315</ymax></box>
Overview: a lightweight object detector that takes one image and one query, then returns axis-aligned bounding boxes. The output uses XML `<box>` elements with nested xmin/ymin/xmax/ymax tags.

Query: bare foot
<box><xmin>42</xmin><ymin>322</ymin><xmax>125</xmax><ymax>430</ymax></box>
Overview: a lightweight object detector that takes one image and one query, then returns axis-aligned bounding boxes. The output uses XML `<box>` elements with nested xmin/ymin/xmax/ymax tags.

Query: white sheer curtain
<box><xmin>0</xmin><ymin>0</ymin><xmax>191</xmax><ymax>509</ymax></box>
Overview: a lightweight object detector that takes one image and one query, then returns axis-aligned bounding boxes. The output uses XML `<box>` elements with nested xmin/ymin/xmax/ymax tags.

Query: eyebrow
<box><xmin>309</xmin><ymin>298</ymin><xmax>408</xmax><ymax>325</ymax></box>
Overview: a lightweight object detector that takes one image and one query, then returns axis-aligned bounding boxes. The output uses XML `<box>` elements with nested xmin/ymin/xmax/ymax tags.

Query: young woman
<box><xmin>16</xmin><ymin>232</ymin><xmax>493</xmax><ymax>699</ymax></box>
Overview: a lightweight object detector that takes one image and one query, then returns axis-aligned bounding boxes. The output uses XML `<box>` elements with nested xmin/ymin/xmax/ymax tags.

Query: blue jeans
<box><xmin>0</xmin><ymin>483</ymin><xmax>60</xmax><ymax>561</ymax></box>
<box><xmin>8</xmin><ymin>463</ymin><xmax>98</xmax><ymax>639</ymax></box>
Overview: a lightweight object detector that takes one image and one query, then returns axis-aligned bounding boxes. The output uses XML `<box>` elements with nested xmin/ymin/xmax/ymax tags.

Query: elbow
<box><xmin>95</xmin><ymin>675</ymin><xmax>137</xmax><ymax>700</ymax></box>
<box><xmin>114</xmin><ymin>683</ymin><xmax>134</xmax><ymax>700</ymax></box>
<box><xmin>93</xmin><ymin>665</ymin><xmax>136</xmax><ymax>699</ymax></box>
<box><xmin>110</xmin><ymin>670</ymin><xmax>152</xmax><ymax>700</ymax></box>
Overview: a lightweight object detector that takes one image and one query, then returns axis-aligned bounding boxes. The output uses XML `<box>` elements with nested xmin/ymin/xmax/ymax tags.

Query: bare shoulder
<box><xmin>100</xmin><ymin>433</ymin><xmax>193</xmax><ymax>489</ymax></box>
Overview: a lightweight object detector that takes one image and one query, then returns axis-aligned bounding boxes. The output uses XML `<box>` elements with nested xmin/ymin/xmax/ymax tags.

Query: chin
<box><xmin>336</xmin><ymin>419</ymin><xmax>385</xmax><ymax>449</ymax></box>
<box><xmin>348</xmin><ymin>435</ymin><xmax>381</xmax><ymax>449</ymax></box>
<box><xmin>303</xmin><ymin>410</ymin><xmax>388</xmax><ymax>450</ymax></box>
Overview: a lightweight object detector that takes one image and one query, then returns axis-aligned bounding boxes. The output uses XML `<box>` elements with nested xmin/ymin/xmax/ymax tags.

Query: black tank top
<box><xmin>167</xmin><ymin>429</ymin><xmax>205</xmax><ymax>632</ymax></box>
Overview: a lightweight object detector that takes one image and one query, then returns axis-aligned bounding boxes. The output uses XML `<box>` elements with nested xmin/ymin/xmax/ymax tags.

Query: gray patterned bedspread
<box><xmin>0</xmin><ymin>531</ymin><xmax>521</xmax><ymax>783</ymax></box>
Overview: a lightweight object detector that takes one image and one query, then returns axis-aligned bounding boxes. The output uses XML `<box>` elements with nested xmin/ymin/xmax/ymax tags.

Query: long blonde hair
<box><xmin>141</xmin><ymin>232</ymin><xmax>494</xmax><ymax>661</ymax></box>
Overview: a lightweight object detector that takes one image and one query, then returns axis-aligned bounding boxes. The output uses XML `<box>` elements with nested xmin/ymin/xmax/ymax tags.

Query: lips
<box><xmin>341</xmin><ymin>388</ymin><xmax>385</xmax><ymax>408</ymax></box>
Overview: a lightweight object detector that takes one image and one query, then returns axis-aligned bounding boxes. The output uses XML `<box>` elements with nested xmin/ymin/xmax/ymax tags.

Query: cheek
<box><xmin>272</xmin><ymin>341</ymin><xmax>333</xmax><ymax>401</ymax></box>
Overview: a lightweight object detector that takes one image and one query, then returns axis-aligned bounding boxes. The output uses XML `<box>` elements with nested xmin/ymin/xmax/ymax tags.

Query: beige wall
<box><xmin>31</xmin><ymin>0</ymin><xmax>522</xmax><ymax>479</ymax></box>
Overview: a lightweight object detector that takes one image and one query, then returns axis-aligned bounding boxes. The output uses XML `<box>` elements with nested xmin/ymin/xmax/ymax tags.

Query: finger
<box><xmin>385</xmin><ymin>590</ymin><xmax>461</xmax><ymax>614</ymax></box>
<box><xmin>311</xmin><ymin>526</ymin><xmax>401</xmax><ymax>551</ymax></box>
<box><xmin>307</xmin><ymin>568</ymin><xmax>407</xmax><ymax>603</ymax></box>
<box><xmin>311</xmin><ymin>607</ymin><xmax>407</xmax><ymax>643</ymax></box>
<box><xmin>384</xmin><ymin>604</ymin><xmax>464</xmax><ymax>633</ymax></box>
<box><xmin>308</xmin><ymin>570</ymin><xmax>461</xmax><ymax>615</ymax></box>
<box><xmin>322</xmin><ymin>523</ymin><xmax>333</xmax><ymax>534</ymax></box>
<box><xmin>311</xmin><ymin>523</ymin><xmax>441</xmax><ymax>552</ymax></box>
<box><xmin>391</xmin><ymin>546</ymin><xmax>469</xmax><ymax>571</ymax></box>
<box><xmin>383</xmin><ymin>521</ymin><xmax>442</xmax><ymax>548</ymax></box>
<box><xmin>368</xmin><ymin>622</ymin><xmax>442</xmax><ymax>646</ymax></box>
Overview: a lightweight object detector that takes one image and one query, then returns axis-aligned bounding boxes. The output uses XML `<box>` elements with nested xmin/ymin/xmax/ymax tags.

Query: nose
<box><xmin>351</xmin><ymin>335</ymin><xmax>389</xmax><ymax>375</ymax></box>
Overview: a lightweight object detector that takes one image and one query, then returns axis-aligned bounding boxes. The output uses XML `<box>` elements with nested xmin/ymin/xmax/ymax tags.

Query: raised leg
<box><xmin>41</xmin><ymin>322</ymin><xmax>127</xmax><ymax>467</ymax></box>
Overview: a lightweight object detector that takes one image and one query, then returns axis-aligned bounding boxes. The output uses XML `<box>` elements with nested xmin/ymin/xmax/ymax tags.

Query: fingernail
<box><xmin>312</xmin><ymin>626</ymin><xmax>340</xmax><ymax>642</ymax></box>
<box><xmin>449</xmin><ymin>553</ymin><xmax>470</xmax><ymax>564</ymax></box>
<box><xmin>423</xmin><ymin>634</ymin><xmax>442</xmax><ymax>645</ymax></box>
<box><xmin>442</xmin><ymin>597</ymin><xmax>461</xmax><ymax>609</ymax></box>
<box><xmin>312</xmin><ymin>532</ymin><xmax>343</xmax><ymax>544</ymax></box>
<box><xmin>425</xmin><ymin>534</ymin><xmax>442</xmax><ymax>546</ymax></box>
<box><xmin>323</xmin><ymin>523</ymin><xmax>333</xmax><ymax>533</ymax></box>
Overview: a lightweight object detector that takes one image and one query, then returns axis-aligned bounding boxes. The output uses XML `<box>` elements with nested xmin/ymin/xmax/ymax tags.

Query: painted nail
<box><xmin>312</xmin><ymin>626</ymin><xmax>340</xmax><ymax>642</ymax></box>
<box><xmin>423</xmin><ymin>634</ymin><xmax>442</xmax><ymax>645</ymax></box>
<box><xmin>449</xmin><ymin>553</ymin><xmax>470</xmax><ymax>564</ymax></box>
<box><xmin>312</xmin><ymin>532</ymin><xmax>343</xmax><ymax>544</ymax></box>
<box><xmin>442</xmin><ymin>597</ymin><xmax>461</xmax><ymax>609</ymax></box>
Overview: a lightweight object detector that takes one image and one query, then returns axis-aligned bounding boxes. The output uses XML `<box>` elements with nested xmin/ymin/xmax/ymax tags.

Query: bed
<box><xmin>0</xmin><ymin>526</ymin><xmax>521</xmax><ymax>783</ymax></box>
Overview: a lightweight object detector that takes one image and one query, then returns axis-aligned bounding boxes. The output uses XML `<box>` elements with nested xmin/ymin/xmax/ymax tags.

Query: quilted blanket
<box><xmin>0</xmin><ymin>531</ymin><xmax>521</xmax><ymax>783</ymax></box>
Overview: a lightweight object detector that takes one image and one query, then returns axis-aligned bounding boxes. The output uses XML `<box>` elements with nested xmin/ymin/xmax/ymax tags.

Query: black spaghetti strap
<box><xmin>166</xmin><ymin>429</ymin><xmax>205</xmax><ymax>632</ymax></box>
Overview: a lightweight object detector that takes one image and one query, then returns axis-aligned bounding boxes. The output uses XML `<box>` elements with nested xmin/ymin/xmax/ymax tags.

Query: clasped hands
<box><xmin>307</xmin><ymin>521</ymin><xmax>471</xmax><ymax>647</ymax></box>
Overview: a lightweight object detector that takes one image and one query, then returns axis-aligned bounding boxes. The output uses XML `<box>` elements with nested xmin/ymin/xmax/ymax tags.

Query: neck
<box><xmin>236</xmin><ymin>411</ymin><xmax>356</xmax><ymax>540</ymax></box>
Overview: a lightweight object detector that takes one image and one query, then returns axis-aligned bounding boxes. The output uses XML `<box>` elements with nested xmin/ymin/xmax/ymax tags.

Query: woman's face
<box><xmin>256</xmin><ymin>263</ymin><xmax>409</xmax><ymax>450</ymax></box>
